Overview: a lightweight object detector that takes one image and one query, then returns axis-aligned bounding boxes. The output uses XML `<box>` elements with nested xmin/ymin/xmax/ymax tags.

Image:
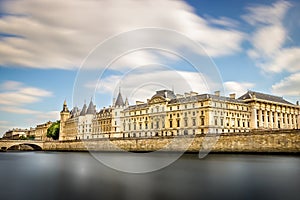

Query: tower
<box><xmin>59</xmin><ymin>100</ymin><xmax>70</xmax><ymax>140</ymax></box>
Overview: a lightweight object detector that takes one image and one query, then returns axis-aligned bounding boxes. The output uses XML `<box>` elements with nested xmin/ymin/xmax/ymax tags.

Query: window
<box><xmin>192</xmin><ymin>111</ymin><xmax>195</xmax><ymax>116</ymax></box>
<box><xmin>156</xmin><ymin>121</ymin><xmax>159</xmax><ymax>129</ymax></box>
<box><xmin>177</xmin><ymin>120</ymin><xmax>180</xmax><ymax>127</ymax></box>
<box><xmin>177</xmin><ymin>113</ymin><xmax>180</xmax><ymax>117</ymax></box>
<box><xmin>170</xmin><ymin>120</ymin><xmax>173</xmax><ymax>128</ymax></box>
<box><xmin>170</xmin><ymin>107</ymin><xmax>172</xmax><ymax>111</ymax></box>
<box><xmin>193</xmin><ymin>119</ymin><xmax>196</xmax><ymax>126</ymax></box>
<box><xmin>185</xmin><ymin>119</ymin><xmax>188</xmax><ymax>127</ymax></box>
<box><xmin>201</xmin><ymin>118</ymin><xmax>204</xmax><ymax>126</ymax></box>
<box><xmin>177</xmin><ymin>105</ymin><xmax>180</xmax><ymax>109</ymax></box>
<box><xmin>145</xmin><ymin>123</ymin><xmax>148</xmax><ymax>129</ymax></box>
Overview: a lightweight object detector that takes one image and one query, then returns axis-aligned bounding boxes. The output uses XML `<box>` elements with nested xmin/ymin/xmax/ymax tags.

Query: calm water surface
<box><xmin>0</xmin><ymin>152</ymin><xmax>299</xmax><ymax>200</ymax></box>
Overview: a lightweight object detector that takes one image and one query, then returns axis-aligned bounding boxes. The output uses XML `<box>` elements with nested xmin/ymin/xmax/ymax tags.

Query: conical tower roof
<box><xmin>61</xmin><ymin>99</ymin><xmax>69</xmax><ymax>112</ymax></box>
<box><xmin>115</xmin><ymin>91</ymin><xmax>125</xmax><ymax>107</ymax></box>
<box><xmin>80</xmin><ymin>102</ymin><xmax>87</xmax><ymax>116</ymax></box>
<box><xmin>86</xmin><ymin>99</ymin><xmax>96</xmax><ymax>115</ymax></box>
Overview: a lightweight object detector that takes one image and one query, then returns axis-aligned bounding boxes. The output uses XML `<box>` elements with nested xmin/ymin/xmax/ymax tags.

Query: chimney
<box><xmin>214</xmin><ymin>91</ymin><xmax>220</xmax><ymax>97</ymax></box>
<box><xmin>184</xmin><ymin>92</ymin><xmax>190</xmax><ymax>97</ymax></box>
<box><xmin>136</xmin><ymin>101</ymin><xmax>144</xmax><ymax>105</ymax></box>
<box><xmin>176</xmin><ymin>94</ymin><xmax>184</xmax><ymax>98</ymax></box>
<box><xmin>190</xmin><ymin>91</ymin><xmax>198</xmax><ymax>96</ymax></box>
<box><xmin>229</xmin><ymin>93</ymin><xmax>236</xmax><ymax>99</ymax></box>
<box><xmin>297</xmin><ymin>101</ymin><xmax>299</xmax><ymax>106</ymax></box>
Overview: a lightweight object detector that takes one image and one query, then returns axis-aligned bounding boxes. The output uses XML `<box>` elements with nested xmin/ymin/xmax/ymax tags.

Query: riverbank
<box><xmin>1</xmin><ymin>129</ymin><xmax>300</xmax><ymax>153</ymax></box>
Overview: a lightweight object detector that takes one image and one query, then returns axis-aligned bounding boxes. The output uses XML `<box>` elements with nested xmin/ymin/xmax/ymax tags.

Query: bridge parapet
<box><xmin>0</xmin><ymin>140</ymin><xmax>44</xmax><ymax>151</ymax></box>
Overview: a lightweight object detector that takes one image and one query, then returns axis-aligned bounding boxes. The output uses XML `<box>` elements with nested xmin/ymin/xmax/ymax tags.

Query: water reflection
<box><xmin>0</xmin><ymin>152</ymin><xmax>299</xmax><ymax>200</ymax></box>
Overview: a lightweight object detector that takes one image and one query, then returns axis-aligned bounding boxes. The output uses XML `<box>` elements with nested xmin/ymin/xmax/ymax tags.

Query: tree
<box><xmin>47</xmin><ymin>121</ymin><xmax>60</xmax><ymax>140</ymax></box>
<box><xmin>19</xmin><ymin>135</ymin><xmax>27</xmax><ymax>140</ymax></box>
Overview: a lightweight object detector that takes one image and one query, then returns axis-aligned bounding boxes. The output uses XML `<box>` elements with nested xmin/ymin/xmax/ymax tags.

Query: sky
<box><xmin>0</xmin><ymin>0</ymin><xmax>300</xmax><ymax>136</ymax></box>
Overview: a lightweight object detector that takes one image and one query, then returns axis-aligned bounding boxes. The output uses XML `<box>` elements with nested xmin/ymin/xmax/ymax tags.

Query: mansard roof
<box><xmin>238</xmin><ymin>91</ymin><xmax>293</xmax><ymax>105</ymax></box>
<box><xmin>169</xmin><ymin>94</ymin><xmax>245</xmax><ymax>104</ymax></box>
<box><xmin>151</xmin><ymin>89</ymin><xmax>176</xmax><ymax>100</ymax></box>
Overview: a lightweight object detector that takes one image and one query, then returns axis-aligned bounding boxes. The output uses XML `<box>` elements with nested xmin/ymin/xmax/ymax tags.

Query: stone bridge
<box><xmin>0</xmin><ymin>140</ymin><xmax>44</xmax><ymax>151</ymax></box>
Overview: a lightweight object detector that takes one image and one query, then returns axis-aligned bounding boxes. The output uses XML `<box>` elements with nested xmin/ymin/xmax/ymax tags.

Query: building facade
<box><xmin>59</xmin><ymin>90</ymin><xmax>300</xmax><ymax>141</ymax></box>
<box><xmin>2</xmin><ymin>128</ymin><xmax>29</xmax><ymax>140</ymax></box>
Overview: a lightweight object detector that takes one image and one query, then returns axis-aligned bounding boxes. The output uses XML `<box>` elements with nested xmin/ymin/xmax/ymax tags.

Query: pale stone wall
<box><xmin>41</xmin><ymin>130</ymin><xmax>300</xmax><ymax>153</ymax></box>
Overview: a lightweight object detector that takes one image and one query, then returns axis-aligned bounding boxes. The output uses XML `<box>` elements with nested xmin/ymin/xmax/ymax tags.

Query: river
<box><xmin>0</xmin><ymin>152</ymin><xmax>299</xmax><ymax>200</ymax></box>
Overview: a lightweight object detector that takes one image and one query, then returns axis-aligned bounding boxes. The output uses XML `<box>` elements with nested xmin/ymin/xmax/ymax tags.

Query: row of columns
<box><xmin>252</xmin><ymin>107</ymin><xmax>299</xmax><ymax>129</ymax></box>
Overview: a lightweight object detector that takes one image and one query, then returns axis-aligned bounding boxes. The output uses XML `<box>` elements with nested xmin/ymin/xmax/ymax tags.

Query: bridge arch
<box><xmin>7</xmin><ymin>143</ymin><xmax>43</xmax><ymax>151</ymax></box>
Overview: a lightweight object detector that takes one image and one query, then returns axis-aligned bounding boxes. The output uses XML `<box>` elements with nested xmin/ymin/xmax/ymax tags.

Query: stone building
<box><xmin>58</xmin><ymin>90</ymin><xmax>300</xmax><ymax>141</ymax></box>
<box><xmin>2</xmin><ymin>128</ymin><xmax>28</xmax><ymax>140</ymax></box>
<box><xmin>33</xmin><ymin>121</ymin><xmax>52</xmax><ymax>140</ymax></box>
<box><xmin>239</xmin><ymin>91</ymin><xmax>300</xmax><ymax>130</ymax></box>
<box><xmin>59</xmin><ymin>99</ymin><xmax>96</xmax><ymax>141</ymax></box>
<box><xmin>120</xmin><ymin>90</ymin><xmax>252</xmax><ymax>137</ymax></box>
<box><xmin>92</xmin><ymin>90</ymin><xmax>128</xmax><ymax>139</ymax></box>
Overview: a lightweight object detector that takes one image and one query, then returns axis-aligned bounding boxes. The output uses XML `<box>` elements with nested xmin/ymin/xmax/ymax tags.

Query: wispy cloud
<box><xmin>223</xmin><ymin>81</ymin><xmax>255</xmax><ymax>97</ymax></box>
<box><xmin>0</xmin><ymin>81</ymin><xmax>52</xmax><ymax>106</ymax></box>
<box><xmin>272</xmin><ymin>73</ymin><xmax>300</xmax><ymax>96</ymax></box>
<box><xmin>0</xmin><ymin>0</ymin><xmax>245</xmax><ymax>70</ymax></box>
<box><xmin>0</xmin><ymin>81</ymin><xmax>53</xmax><ymax>118</ymax></box>
<box><xmin>244</xmin><ymin>1</ymin><xmax>291</xmax><ymax>63</ymax></box>
<box><xmin>243</xmin><ymin>1</ymin><xmax>300</xmax><ymax>99</ymax></box>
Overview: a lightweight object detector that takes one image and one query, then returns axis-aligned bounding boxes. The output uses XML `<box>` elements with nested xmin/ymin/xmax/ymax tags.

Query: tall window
<box><xmin>177</xmin><ymin>120</ymin><xmax>180</xmax><ymax>127</ymax></box>
<box><xmin>193</xmin><ymin>119</ymin><xmax>196</xmax><ymax>126</ymax></box>
<box><xmin>170</xmin><ymin>120</ymin><xmax>173</xmax><ymax>128</ymax></box>
<box><xmin>201</xmin><ymin>118</ymin><xmax>205</xmax><ymax>126</ymax></box>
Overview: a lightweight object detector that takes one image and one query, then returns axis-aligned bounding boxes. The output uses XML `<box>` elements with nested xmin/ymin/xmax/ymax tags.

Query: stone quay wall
<box><xmin>42</xmin><ymin>129</ymin><xmax>300</xmax><ymax>153</ymax></box>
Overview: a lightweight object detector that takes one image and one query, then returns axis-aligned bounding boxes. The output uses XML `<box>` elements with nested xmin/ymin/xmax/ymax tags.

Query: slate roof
<box><xmin>151</xmin><ymin>90</ymin><xmax>176</xmax><ymax>100</ymax></box>
<box><xmin>115</xmin><ymin>92</ymin><xmax>125</xmax><ymax>107</ymax></box>
<box><xmin>86</xmin><ymin>100</ymin><xmax>96</xmax><ymax>115</ymax></box>
<box><xmin>80</xmin><ymin>103</ymin><xmax>87</xmax><ymax>116</ymax></box>
<box><xmin>238</xmin><ymin>91</ymin><xmax>293</xmax><ymax>105</ymax></box>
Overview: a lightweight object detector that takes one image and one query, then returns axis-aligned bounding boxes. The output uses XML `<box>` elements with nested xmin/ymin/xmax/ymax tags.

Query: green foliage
<box><xmin>27</xmin><ymin>135</ymin><xmax>35</xmax><ymax>140</ymax></box>
<box><xmin>19</xmin><ymin>135</ymin><xmax>27</xmax><ymax>140</ymax></box>
<box><xmin>47</xmin><ymin>121</ymin><xmax>60</xmax><ymax>140</ymax></box>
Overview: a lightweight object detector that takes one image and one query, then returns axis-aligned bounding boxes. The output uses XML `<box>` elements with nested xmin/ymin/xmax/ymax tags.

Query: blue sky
<box><xmin>0</xmin><ymin>0</ymin><xmax>300</xmax><ymax>136</ymax></box>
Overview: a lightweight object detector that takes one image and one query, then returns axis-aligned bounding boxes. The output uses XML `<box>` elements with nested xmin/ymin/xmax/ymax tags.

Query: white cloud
<box><xmin>223</xmin><ymin>81</ymin><xmax>255</xmax><ymax>97</ymax></box>
<box><xmin>272</xmin><ymin>73</ymin><xmax>300</xmax><ymax>96</ymax></box>
<box><xmin>207</xmin><ymin>16</ymin><xmax>239</xmax><ymax>28</ymax></box>
<box><xmin>250</xmin><ymin>25</ymin><xmax>286</xmax><ymax>59</ymax></box>
<box><xmin>244</xmin><ymin>0</ymin><xmax>298</xmax><ymax>74</ymax></box>
<box><xmin>0</xmin><ymin>81</ymin><xmax>23</xmax><ymax>90</ymax></box>
<box><xmin>0</xmin><ymin>106</ymin><xmax>40</xmax><ymax>114</ymax></box>
<box><xmin>86</xmin><ymin>69</ymin><xmax>224</xmax><ymax>105</ymax></box>
<box><xmin>242</xmin><ymin>1</ymin><xmax>291</xmax><ymax>26</ymax></box>
<box><xmin>260</xmin><ymin>47</ymin><xmax>300</xmax><ymax>73</ymax></box>
<box><xmin>0</xmin><ymin>81</ymin><xmax>52</xmax><ymax>106</ymax></box>
<box><xmin>0</xmin><ymin>0</ymin><xmax>245</xmax><ymax>70</ymax></box>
